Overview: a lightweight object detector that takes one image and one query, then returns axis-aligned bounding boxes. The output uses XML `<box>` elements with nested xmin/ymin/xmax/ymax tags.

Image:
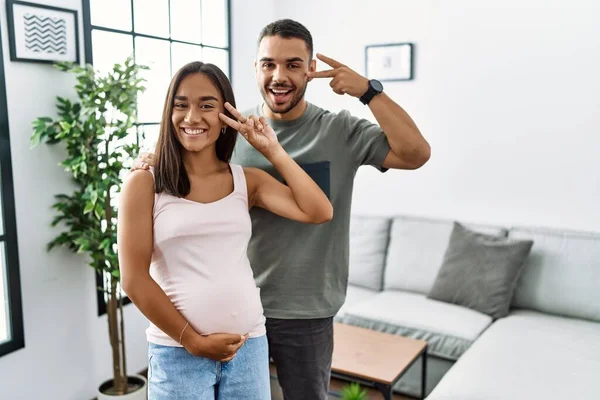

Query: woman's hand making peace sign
<box><xmin>219</xmin><ymin>102</ymin><xmax>281</xmax><ymax>159</ymax></box>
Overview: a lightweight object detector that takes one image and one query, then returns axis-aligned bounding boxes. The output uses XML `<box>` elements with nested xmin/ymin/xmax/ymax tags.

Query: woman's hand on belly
<box><xmin>183</xmin><ymin>330</ymin><xmax>249</xmax><ymax>362</ymax></box>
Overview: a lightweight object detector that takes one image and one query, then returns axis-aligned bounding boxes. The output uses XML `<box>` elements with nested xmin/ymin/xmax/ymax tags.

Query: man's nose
<box><xmin>272</xmin><ymin>65</ymin><xmax>287</xmax><ymax>83</ymax></box>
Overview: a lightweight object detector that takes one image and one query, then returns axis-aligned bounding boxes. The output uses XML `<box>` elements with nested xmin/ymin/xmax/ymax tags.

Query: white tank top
<box><xmin>146</xmin><ymin>164</ymin><xmax>266</xmax><ymax>346</ymax></box>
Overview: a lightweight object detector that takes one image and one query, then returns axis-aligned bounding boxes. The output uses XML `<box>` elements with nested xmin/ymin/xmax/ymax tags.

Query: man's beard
<box><xmin>261</xmin><ymin>81</ymin><xmax>308</xmax><ymax>115</ymax></box>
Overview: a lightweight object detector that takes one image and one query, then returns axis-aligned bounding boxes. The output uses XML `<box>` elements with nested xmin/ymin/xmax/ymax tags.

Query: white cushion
<box><xmin>348</xmin><ymin>216</ymin><xmax>391</xmax><ymax>291</ymax></box>
<box><xmin>343</xmin><ymin>290</ymin><xmax>492</xmax><ymax>360</ymax></box>
<box><xmin>510</xmin><ymin>227</ymin><xmax>600</xmax><ymax>322</ymax></box>
<box><xmin>427</xmin><ymin>310</ymin><xmax>600</xmax><ymax>400</ymax></box>
<box><xmin>384</xmin><ymin>215</ymin><xmax>507</xmax><ymax>294</ymax></box>
<box><xmin>335</xmin><ymin>285</ymin><xmax>379</xmax><ymax>321</ymax></box>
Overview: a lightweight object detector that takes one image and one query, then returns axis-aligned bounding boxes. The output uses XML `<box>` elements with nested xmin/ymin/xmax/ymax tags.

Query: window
<box><xmin>82</xmin><ymin>0</ymin><xmax>231</xmax><ymax>315</ymax></box>
<box><xmin>0</xmin><ymin>18</ymin><xmax>25</xmax><ymax>357</ymax></box>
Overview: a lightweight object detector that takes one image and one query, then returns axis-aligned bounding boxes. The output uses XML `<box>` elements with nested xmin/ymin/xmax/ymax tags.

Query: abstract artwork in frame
<box><xmin>6</xmin><ymin>0</ymin><xmax>80</xmax><ymax>64</ymax></box>
<box><xmin>365</xmin><ymin>43</ymin><xmax>414</xmax><ymax>82</ymax></box>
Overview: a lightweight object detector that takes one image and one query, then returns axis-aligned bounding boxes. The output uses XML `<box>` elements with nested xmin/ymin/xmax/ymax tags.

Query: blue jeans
<box><xmin>148</xmin><ymin>336</ymin><xmax>270</xmax><ymax>400</ymax></box>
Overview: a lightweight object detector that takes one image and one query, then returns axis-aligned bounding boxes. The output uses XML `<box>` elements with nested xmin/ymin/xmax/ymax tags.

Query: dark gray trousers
<box><xmin>266</xmin><ymin>317</ymin><xmax>334</xmax><ymax>400</ymax></box>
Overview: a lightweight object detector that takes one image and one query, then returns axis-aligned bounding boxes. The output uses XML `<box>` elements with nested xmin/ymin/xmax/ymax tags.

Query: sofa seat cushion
<box><xmin>342</xmin><ymin>290</ymin><xmax>492</xmax><ymax>360</ymax></box>
<box><xmin>427</xmin><ymin>310</ymin><xmax>600</xmax><ymax>400</ymax></box>
<box><xmin>335</xmin><ymin>285</ymin><xmax>379</xmax><ymax>322</ymax></box>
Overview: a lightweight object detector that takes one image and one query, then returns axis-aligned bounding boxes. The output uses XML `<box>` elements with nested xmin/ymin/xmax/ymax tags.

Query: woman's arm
<box><xmin>219</xmin><ymin>103</ymin><xmax>333</xmax><ymax>224</ymax></box>
<box><xmin>245</xmin><ymin>160</ymin><xmax>333</xmax><ymax>224</ymax></box>
<box><xmin>117</xmin><ymin>171</ymin><xmax>246</xmax><ymax>360</ymax></box>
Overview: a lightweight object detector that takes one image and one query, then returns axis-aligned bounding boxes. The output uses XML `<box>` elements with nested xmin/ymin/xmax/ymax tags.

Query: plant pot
<box><xmin>97</xmin><ymin>375</ymin><xmax>147</xmax><ymax>400</ymax></box>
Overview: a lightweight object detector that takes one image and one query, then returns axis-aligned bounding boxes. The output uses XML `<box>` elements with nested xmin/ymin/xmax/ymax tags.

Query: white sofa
<box><xmin>336</xmin><ymin>214</ymin><xmax>600</xmax><ymax>399</ymax></box>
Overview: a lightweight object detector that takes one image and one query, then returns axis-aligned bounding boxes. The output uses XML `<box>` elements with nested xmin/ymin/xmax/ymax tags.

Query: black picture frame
<box><xmin>5</xmin><ymin>0</ymin><xmax>80</xmax><ymax>64</ymax></box>
<box><xmin>365</xmin><ymin>43</ymin><xmax>414</xmax><ymax>82</ymax></box>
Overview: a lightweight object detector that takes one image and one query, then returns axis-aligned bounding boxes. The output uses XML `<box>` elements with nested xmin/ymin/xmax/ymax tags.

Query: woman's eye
<box><xmin>174</xmin><ymin>103</ymin><xmax>187</xmax><ymax>109</ymax></box>
<box><xmin>200</xmin><ymin>104</ymin><xmax>214</xmax><ymax>109</ymax></box>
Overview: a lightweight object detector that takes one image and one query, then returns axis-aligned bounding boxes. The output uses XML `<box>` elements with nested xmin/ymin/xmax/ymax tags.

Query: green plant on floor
<box><xmin>30</xmin><ymin>57</ymin><xmax>147</xmax><ymax>395</ymax></box>
<box><xmin>340</xmin><ymin>382</ymin><xmax>369</xmax><ymax>400</ymax></box>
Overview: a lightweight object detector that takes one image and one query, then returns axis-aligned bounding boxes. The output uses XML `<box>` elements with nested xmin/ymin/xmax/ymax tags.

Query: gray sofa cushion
<box><xmin>510</xmin><ymin>227</ymin><xmax>600</xmax><ymax>322</ymax></box>
<box><xmin>335</xmin><ymin>285</ymin><xmax>379</xmax><ymax>322</ymax></box>
<box><xmin>384</xmin><ymin>215</ymin><xmax>507</xmax><ymax>294</ymax></box>
<box><xmin>427</xmin><ymin>222</ymin><xmax>534</xmax><ymax>320</ymax></box>
<box><xmin>343</xmin><ymin>290</ymin><xmax>492</xmax><ymax>360</ymax></box>
<box><xmin>427</xmin><ymin>310</ymin><xmax>600</xmax><ymax>400</ymax></box>
<box><xmin>348</xmin><ymin>216</ymin><xmax>391</xmax><ymax>291</ymax></box>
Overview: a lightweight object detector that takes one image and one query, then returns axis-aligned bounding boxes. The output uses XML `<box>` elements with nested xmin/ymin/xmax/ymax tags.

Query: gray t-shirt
<box><xmin>231</xmin><ymin>102</ymin><xmax>390</xmax><ymax>319</ymax></box>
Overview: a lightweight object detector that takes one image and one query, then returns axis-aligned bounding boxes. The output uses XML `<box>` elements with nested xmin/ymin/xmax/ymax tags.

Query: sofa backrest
<box><xmin>348</xmin><ymin>216</ymin><xmax>392</xmax><ymax>291</ymax></box>
<box><xmin>349</xmin><ymin>214</ymin><xmax>600</xmax><ymax>323</ymax></box>
<box><xmin>382</xmin><ymin>215</ymin><xmax>507</xmax><ymax>294</ymax></box>
<box><xmin>509</xmin><ymin>227</ymin><xmax>600</xmax><ymax>323</ymax></box>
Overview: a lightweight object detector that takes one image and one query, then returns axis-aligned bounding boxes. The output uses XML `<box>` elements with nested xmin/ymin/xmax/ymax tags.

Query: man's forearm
<box><xmin>368</xmin><ymin>92</ymin><xmax>430</xmax><ymax>166</ymax></box>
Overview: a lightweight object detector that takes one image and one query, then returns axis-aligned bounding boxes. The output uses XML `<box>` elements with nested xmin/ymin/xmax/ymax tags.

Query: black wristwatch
<box><xmin>359</xmin><ymin>79</ymin><xmax>384</xmax><ymax>105</ymax></box>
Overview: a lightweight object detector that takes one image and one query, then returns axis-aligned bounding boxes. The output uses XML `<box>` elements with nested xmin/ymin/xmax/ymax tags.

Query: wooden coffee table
<box><xmin>331</xmin><ymin>323</ymin><xmax>428</xmax><ymax>400</ymax></box>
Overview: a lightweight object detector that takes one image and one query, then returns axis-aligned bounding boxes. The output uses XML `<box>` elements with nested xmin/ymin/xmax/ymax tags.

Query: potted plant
<box><xmin>30</xmin><ymin>57</ymin><xmax>148</xmax><ymax>398</ymax></box>
<box><xmin>340</xmin><ymin>382</ymin><xmax>368</xmax><ymax>400</ymax></box>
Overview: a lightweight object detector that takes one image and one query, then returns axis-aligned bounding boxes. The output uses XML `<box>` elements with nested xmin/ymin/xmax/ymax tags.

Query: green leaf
<box><xmin>90</xmin><ymin>190</ymin><xmax>98</xmax><ymax>205</ymax></box>
<box><xmin>83</xmin><ymin>201</ymin><xmax>95</xmax><ymax>214</ymax></box>
<box><xmin>59</xmin><ymin>121</ymin><xmax>71</xmax><ymax>131</ymax></box>
<box><xmin>30</xmin><ymin>129</ymin><xmax>43</xmax><ymax>148</ymax></box>
<box><xmin>94</xmin><ymin>203</ymin><xmax>104</xmax><ymax>219</ymax></box>
<box><xmin>111</xmin><ymin>269</ymin><xmax>120</xmax><ymax>278</ymax></box>
<box><xmin>340</xmin><ymin>383</ymin><xmax>368</xmax><ymax>400</ymax></box>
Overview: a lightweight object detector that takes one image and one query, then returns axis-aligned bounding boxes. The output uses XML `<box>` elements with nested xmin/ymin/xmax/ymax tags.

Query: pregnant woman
<box><xmin>117</xmin><ymin>61</ymin><xmax>333</xmax><ymax>399</ymax></box>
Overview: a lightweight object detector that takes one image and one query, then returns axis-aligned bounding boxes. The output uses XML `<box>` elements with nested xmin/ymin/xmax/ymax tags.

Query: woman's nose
<box><xmin>184</xmin><ymin>108</ymin><xmax>200</xmax><ymax>123</ymax></box>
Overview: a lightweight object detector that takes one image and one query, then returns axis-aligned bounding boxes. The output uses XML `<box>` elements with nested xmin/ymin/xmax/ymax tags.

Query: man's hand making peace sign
<box><xmin>307</xmin><ymin>53</ymin><xmax>369</xmax><ymax>98</ymax></box>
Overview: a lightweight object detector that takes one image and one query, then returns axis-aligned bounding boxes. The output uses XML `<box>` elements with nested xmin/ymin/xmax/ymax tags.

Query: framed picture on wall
<box><xmin>365</xmin><ymin>43</ymin><xmax>414</xmax><ymax>81</ymax></box>
<box><xmin>5</xmin><ymin>0</ymin><xmax>80</xmax><ymax>64</ymax></box>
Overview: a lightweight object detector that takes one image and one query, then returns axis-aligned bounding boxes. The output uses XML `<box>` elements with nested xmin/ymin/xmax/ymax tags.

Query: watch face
<box><xmin>371</xmin><ymin>79</ymin><xmax>384</xmax><ymax>92</ymax></box>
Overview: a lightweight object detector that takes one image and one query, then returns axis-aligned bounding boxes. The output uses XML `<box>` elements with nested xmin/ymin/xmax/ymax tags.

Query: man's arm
<box><xmin>368</xmin><ymin>92</ymin><xmax>430</xmax><ymax>170</ymax></box>
<box><xmin>308</xmin><ymin>53</ymin><xmax>431</xmax><ymax>170</ymax></box>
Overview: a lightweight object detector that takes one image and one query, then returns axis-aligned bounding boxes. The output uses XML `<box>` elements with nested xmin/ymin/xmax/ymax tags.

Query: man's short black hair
<box><xmin>257</xmin><ymin>19</ymin><xmax>313</xmax><ymax>58</ymax></box>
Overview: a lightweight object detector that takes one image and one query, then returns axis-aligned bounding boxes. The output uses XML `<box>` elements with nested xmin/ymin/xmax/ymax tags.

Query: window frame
<box><xmin>0</xmin><ymin>17</ymin><xmax>25</xmax><ymax>358</ymax></box>
<box><xmin>81</xmin><ymin>0</ymin><xmax>232</xmax><ymax>316</ymax></box>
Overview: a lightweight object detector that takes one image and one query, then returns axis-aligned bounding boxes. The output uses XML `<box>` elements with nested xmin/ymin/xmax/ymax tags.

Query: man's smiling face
<box><xmin>255</xmin><ymin>35</ymin><xmax>316</xmax><ymax>117</ymax></box>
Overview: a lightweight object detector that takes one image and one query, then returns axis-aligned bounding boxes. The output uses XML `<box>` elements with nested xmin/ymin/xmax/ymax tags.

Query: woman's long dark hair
<box><xmin>153</xmin><ymin>62</ymin><xmax>237</xmax><ymax>197</ymax></box>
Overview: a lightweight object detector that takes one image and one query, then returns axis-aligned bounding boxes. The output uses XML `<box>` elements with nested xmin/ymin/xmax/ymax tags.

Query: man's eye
<box><xmin>263</xmin><ymin>63</ymin><xmax>274</xmax><ymax>68</ymax></box>
<box><xmin>289</xmin><ymin>64</ymin><xmax>299</xmax><ymax>69</ymax></box>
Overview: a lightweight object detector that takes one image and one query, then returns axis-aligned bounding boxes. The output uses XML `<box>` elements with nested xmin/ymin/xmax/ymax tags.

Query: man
<box><xmin>232</xmin><ymin>19</ymin><xmax>430</xmax><ymax>400</ymax></box>
<box><xmin>136</xmin><ymin>18</ymin><xmax>429</xmax><ymax>400</ymax></box>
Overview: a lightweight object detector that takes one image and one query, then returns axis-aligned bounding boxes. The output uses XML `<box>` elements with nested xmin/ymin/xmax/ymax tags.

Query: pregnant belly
<box><xmin>169</xmin><ymin>282</ymin><xmax>265</xmax><ymax>336</ymax></box>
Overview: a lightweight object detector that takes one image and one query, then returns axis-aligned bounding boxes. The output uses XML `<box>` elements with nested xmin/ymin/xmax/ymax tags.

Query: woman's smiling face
<box><xmin>171</xmin><ymin>72</ymin><xmax>225</xmax><ymax>153</ymax></box>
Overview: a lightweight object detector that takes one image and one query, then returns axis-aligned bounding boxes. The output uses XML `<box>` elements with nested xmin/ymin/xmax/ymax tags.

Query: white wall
<box><xmin>0</xmin><ymin>1</ymin><xmax>149</xmax><ymax>399</ymax></box>
<box><xmin>232</xmin><ymin>0</ymin><xmax>600</xmax><ymax>232</ymax></box>
<box><xmin>230</xmin><ymin>0</ymin><xmax>274</xmax><ymax>110</ymax></box>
